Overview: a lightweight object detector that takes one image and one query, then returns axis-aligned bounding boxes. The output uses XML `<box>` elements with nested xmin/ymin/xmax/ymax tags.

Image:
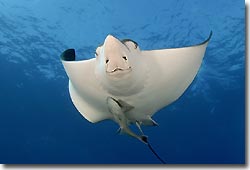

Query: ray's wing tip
<box><xmin>61</xmin><ymin>48</ymin><xmax>76</xmax><ymax>61</ymax></box>
<box><xmin>200</xmin><ymin>31</ymin><xmax>213</xmax><ymax>45</ymax></box>
<box><xmin>208</xmin><ymin>31</ymin><xmax>213</xmax><ymax>42</ymax></box>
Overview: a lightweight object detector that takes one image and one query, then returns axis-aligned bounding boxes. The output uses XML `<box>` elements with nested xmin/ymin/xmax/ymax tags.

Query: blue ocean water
<box><xmin>0</xmin><ymin>0</ymin><xmax>245</xmax><ymax>164</ymax></box>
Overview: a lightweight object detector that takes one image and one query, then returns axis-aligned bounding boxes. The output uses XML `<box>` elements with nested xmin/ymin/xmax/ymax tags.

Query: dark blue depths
<box><xmin>0</xmin><ymin>0</ymin><xmax>245</xmax><ymax>164</ymax></box>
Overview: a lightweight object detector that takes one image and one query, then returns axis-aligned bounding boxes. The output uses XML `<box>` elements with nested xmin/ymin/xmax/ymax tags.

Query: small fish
<box><xmin>106</xmin><ymin>96</ymin><xmax>148</xmax><ymax>144</ymax></box>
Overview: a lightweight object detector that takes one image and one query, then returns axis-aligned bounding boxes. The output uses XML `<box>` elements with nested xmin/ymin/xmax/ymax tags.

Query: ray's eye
<box><xmin>106</xmin><ymin>59</ymin><xmax>109</xmax><ymax>64</ymax></box>
<box><xmin>122</xmin><ymin>56</ymin><xmax>127</xmax><ymax>61</ymax></box>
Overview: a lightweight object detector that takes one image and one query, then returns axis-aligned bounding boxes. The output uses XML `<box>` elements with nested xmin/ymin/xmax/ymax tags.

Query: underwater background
<box><xmin>0</xmin><ymin>0</ymin><xmax>245</xmax><ymax>164</ymax></box>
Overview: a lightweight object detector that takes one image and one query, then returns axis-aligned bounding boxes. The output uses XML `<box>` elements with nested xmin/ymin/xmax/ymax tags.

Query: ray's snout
<box><xmin>103</xmin><ymin>34</ymin><xmax>132</xmax><ymax>75</ymax></box>
<box><xmin>105</xmin><ymin>34</ymin><xmax>118</xmax><ymax>43</ymax></box>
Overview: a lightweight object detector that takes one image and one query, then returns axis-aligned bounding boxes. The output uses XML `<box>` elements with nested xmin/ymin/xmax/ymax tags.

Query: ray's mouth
<box><xmin>106</xmin><ymin>67</ymin><xmax>132</xmax><ymax>74</ymax></box>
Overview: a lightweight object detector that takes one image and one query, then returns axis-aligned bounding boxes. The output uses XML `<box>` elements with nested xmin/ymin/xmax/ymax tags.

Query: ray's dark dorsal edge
<box><xmin>196</xmin><ymin>31</ymin><xmax>213</xmax><ymax>46</ymax></box>
<box><xmin>121</xmin><ymin>39</ymin><xmax>138</xmax><ymax>49</ymax></box>
<box><xmin>61</xmin><ymin>48</ymin><xmax>76</xmax><ymax>61</ymax></box>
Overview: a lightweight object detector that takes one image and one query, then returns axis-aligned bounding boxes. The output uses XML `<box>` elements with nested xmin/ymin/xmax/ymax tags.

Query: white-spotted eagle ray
<box><xmin>60</xmin><ymin>32</ymin><xmax>212</xmax><ymax>163</ymax></box>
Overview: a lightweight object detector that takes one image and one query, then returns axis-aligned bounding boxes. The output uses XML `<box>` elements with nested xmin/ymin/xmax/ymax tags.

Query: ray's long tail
<box><xmin>147</xmin><ymin>142</ymin><xmax>166</xmax><ymax>164</ymax></box>
<box><xmin>140</xmin><ymin>136</ymin><xmax>166</xmax><ymax>164</ymax></box>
